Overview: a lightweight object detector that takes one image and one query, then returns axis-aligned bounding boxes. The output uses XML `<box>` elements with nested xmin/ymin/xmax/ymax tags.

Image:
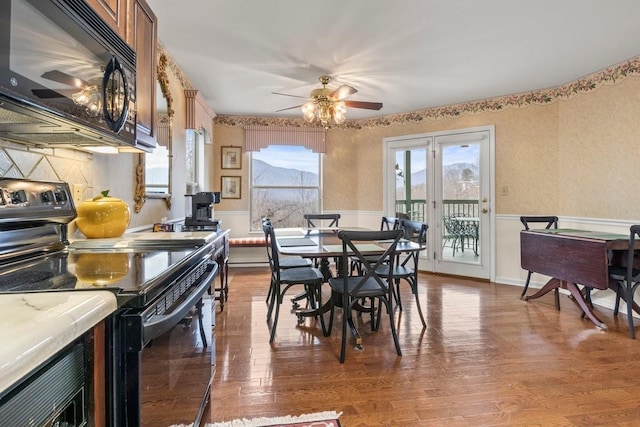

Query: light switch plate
<box><xmin>72</xmin><ymin>184</ymin><xmax>83</xmax><ymax>204</ymax></box>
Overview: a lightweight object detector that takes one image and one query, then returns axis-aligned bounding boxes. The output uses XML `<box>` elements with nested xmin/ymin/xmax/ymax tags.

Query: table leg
<box><xmin>565</xmin><ymin>282</ymin><xmax>607</xmax><ymax>330</ymax></box>
<box><xmin>295</xmin><ymin>287</ymin><xmax>333</xmax><ymax>319</ymax></box>
<box><xmin>319</xmin><ymin>256</ymin><xmax>333</xmax><ymax>281</ymax></box>
<box><xmin>214</xmin><ymin>255</ymin><xmax>228</xmax><ymax>311</ymax></box>
<box><xmin>347</xmin><ymin>312</ymin><xmax>363</xmax><ymax>348</ymax></box>
<box><xmin>525</xmin><ymin>278</ymin><xmax>608</xmax><ymax>330</ymax></box>
<box><xmin>295</xmin><ymin>255</ymin><xmax>336</xmax><ymax>317</ymax></box>
<box><xmin>522</xmin><ymin>278</ymin><xmax>561</xmax><ymax>301</ymax></box>
<box><xmin>294</xmin><ymin>257</ymin><xmax>365</xmax><ymax>347</ymax></box>
<box><xmin>292</xmin><ymin>256</ymin><xmax>333</xmax><ymax>308</ymax></box>
<box><xmin>295</xmin><ymin>291</ymin><xmax>363</xmax><ymax>346</ymax></box>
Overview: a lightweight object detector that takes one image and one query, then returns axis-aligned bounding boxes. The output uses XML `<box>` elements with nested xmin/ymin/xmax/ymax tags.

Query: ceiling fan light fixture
<box><xmin>301</xmin><ymin>102</ymin><xmax>316</xmax><ymax>123</ymax></box>
<box><xmin>332</xmin><ymin>100</ymin><xmax>346</xmax><ymax>124</ymax></box>
<box><xmin>276</xmin><ymin>75</ymin><xmax>382</xmax><ymax>128</ymax></box>
<box><xmin>317</xmin><ymin>103</ymin><xmax>331</xmax><ymax>127</ymax></box>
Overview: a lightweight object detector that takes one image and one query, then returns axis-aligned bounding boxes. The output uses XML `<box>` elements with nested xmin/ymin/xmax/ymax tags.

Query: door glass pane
<box><xmin>394</xmin><ymin>148</ymin><xmax>427</xmax><ymax>222</ymax></box>
<box><xmin>441</xmin><ymin>143</ymin><xmax>480</xmax><ymax>261</ymax></box>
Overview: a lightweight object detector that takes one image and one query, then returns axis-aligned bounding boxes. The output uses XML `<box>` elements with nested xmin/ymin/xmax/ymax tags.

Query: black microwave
<box><xmin>0</xmin><ymin>0</ymin><xmax>137</xmax><ymax>150</ymax></box>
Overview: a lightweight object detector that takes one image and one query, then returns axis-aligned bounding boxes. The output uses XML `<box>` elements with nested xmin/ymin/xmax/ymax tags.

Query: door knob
<box><xmin>482</xmin><ymin>208</ymin><xmax>488</xmax><ymax>214</ymax></box>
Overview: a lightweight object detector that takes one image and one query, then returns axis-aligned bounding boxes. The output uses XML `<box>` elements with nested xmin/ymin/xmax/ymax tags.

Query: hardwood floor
<box><xmin>204</xmin><ymin>267</ymin><xmax>640</xmax><ymax>426</ymax></box>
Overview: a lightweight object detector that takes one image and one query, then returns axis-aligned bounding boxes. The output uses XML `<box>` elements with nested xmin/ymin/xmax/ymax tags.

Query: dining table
<box><xmin>520</xmin><ymin>228</ymin><xmax>638</xmax><ymax>330</ymax></box>
<box><xmin>276</xmin><ymin>227</ymin><xmax>424</xmax><ymax>346</ymax></box>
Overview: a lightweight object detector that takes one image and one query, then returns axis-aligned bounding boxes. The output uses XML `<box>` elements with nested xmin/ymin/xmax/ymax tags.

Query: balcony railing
<box><xmin>395</xmin><ymin>199</ymin><xmax>479</xmax><ymax>222</ymax></box>
<box><xmin>395</xmin><ymin>199</ymin><xmax>426</xmax><ymax>222</ymax></box>
<box><xmin>441</xmin><ymin>199</ymin><xmax>480</xmax><ymax>217</ymax></box>
<box><xmin>396</xmin><ymin>199</ymin><xmax>480</xmax><ymax>257</ymax></box>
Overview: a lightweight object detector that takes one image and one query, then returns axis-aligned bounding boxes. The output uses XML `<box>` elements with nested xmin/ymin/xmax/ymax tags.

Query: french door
<box><xmin>383</xmin><ymin>126</ymin><xmax>494</xmax><ymax>280</ymax></box>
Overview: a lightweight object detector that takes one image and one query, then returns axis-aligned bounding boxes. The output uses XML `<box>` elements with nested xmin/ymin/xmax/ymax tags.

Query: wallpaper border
<box><xmin>158</xmin><ymin>42</ymin><xmax>193</xmax><ymax>91</ymax></box>
<box><xmin>213</xmin><ymin>55</ymin><xmax>640</xmax><ymax>130</ymax></box>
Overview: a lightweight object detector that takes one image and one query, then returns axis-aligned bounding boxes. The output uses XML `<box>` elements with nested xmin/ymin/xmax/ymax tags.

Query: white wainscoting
<box><xmin>217</xmin><ymin>210</ymin><xmax>636</xmax><ymax>315</ymax></box>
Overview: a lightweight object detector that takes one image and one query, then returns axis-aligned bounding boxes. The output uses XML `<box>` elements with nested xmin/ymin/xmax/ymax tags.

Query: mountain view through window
<box><xmin>251</xmin><ymin>145</ymin><xmax>320</xmax><ymax>230</ymax></box>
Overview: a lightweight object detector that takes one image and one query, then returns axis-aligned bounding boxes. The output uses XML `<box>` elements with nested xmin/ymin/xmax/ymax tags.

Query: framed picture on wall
<box><xmin>221</xmin><ymin>146</ymin><xmax>242</xmax><ymax>169</ymax></box>
<box><xmin>221</xmin><ymin>176</ymin><xmax>241</xmax><ymax>199</ymax></box>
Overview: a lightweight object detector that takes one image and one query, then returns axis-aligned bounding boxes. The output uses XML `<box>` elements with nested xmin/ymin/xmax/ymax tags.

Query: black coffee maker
<box><xmin>184</xmin><ymin>192</ymin><xmax>221</xmax><ymax>230</ymax></box>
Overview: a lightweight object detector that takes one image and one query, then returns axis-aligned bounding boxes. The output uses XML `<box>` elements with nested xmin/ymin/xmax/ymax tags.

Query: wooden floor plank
<box><xmin>198</xmin><ymin>268</ymin><xmax>640</xmax><ymax>426</ymax></box>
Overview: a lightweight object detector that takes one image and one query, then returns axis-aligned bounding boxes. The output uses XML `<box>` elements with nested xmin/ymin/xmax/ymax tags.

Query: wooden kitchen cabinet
<box><xmin>128</xmin><ymin>0</ymin><xmax>157</xmax><ymax>150</ymax></box>
<box><xmin>85</xmin><ymin>0</ymin><xmax>157</xmax><ymax>150</ymax></box>
<box><xmin>91</xmin><ymin>320</ymin><xmax>107</xmax><ymax>427</ymax></box>
<box><xmin>85</xmin><ymin>0</ymin><xmax>128</xmax><ymax>40</ymax></box>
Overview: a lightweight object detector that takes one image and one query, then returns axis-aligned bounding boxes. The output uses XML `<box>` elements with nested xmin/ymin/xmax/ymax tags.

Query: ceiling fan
<box><xmin>273</xmin><ymin>75</ymin><xmax>382</xmax><ymax>128</ymax></box>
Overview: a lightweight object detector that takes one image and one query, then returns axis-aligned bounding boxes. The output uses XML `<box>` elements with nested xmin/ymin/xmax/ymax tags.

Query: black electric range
<box><xmin>0</xmin><ymin>244</ymin><xmax>211</xmax><ymax>308</ymax></box>
<box><xmin>0</xmin><ymin>177</ymin><xmax>221</xmax><ymax>426</ymax></box>
<box><xmin>0</xmin><ymin>176</ymin><xmax>216</xmax><ymax>308</ymax></box>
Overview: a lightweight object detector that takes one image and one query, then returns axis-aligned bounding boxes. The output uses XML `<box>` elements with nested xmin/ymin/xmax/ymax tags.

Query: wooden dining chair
<box><xmin>376</xmin><ymin>219</ymin><xmax>427</xmax><ymax>328</ymax></box>
<box><xmin>263</xmin><ymin>220</ymin><xmax>326</xmax><ymax>342</ymax></box>
<box><xmin>519</xmin><ymin>216</ymin><xmax>559</xmax><ymax>301</ymax></box>
<box><xmin>327</xmin><ymin>229</ymin><xmax>404</xmax><ymax>363</ymax></box>
<box><xmin>608</xmin><ymin>225</ymin><xmax>640</xmax><ymax>339</ymax></box>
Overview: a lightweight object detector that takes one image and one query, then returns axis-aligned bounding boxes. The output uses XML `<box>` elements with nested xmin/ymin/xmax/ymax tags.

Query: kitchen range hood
<box><xmin>0</xmin><ymin>95</ymin><xmax>140</xmax><ymax>152</ymax></box>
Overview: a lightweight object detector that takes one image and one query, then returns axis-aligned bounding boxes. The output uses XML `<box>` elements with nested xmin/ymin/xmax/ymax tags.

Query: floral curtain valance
<box><xmin>244</xmin><ymin>126</ymin><xmax>326</xmax><ymax>153</ymax></box>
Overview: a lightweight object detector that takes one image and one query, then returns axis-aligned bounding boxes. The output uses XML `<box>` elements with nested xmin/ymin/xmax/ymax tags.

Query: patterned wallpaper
<box><xmin>214</xmin><ymin>55</ymin><xmax>640</xmax><ymax>130</ymax></box>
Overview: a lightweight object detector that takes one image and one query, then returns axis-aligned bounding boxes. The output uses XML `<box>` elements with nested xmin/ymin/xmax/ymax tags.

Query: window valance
<box><xmin>244</xmin><ymin>126</ymin><xmax>326</xmax><ymax>153</ymax></box>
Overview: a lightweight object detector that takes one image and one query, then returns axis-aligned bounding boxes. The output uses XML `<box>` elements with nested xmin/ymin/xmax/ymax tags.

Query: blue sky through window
<box><xmin>443</xmin><ymin>144</ymin><xmax>479</xmax><ymax>166</ymax></box>
<box><xmin>253</xmin><ymin>145</ymin><xmax>318</xmax><ymax>173</ymax></box>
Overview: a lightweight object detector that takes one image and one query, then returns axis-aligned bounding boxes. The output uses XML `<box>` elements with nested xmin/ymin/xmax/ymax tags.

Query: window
<box><xmin>250</xmin><ymin>145</ymin><xmax>321</xmax><ymax>230</ymax></box>
<box><xmin>186</xmin><ymin>129</ymin><xmax>206</xmax><ymax>193</ymax></box>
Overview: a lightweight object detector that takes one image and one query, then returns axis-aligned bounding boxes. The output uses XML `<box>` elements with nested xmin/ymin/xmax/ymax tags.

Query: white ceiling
<box><xmin>147</xmin><ymin>0</ymin><xmax>640</xmax><ymax>121</ymax></box>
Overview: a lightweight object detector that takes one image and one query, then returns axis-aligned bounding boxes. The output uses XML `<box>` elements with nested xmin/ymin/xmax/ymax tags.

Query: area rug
<box><xmin>170</xmin><ymin>411</ymin><xmax>342</xmax><ymax>427</ymax></box>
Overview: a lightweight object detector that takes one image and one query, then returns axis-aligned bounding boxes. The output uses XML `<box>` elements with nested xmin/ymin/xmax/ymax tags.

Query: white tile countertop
<box><xmin>0</xmin><ymin>291</ymin><xmax>118</xmax><ymax>394</ymax></box>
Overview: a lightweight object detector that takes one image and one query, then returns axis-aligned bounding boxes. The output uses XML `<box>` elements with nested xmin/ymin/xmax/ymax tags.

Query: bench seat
<box><xmin>228</xmin><ymin>236</ymin><xmax>266</xmax><ymax>248</ymax></box>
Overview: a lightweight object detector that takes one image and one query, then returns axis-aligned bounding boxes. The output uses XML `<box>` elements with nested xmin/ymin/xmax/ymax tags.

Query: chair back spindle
<box><xmin>304</xmin><ymin>213</ymin><xmax>340</xmax><ymax>229</ymax></box>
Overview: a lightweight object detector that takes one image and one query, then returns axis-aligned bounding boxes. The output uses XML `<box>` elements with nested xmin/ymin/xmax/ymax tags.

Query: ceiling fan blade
<box><xmin>272</xmin><ymin>91</ymin><xmax>308</xmax><ymax>99</ymax></box>
<box><xmin>41</xmin><ymin>70</ymin><xmax>89</xmax><ymax>88</ymax></box>
<box><xmin>330</xmin><ymin>84</ymin><xmax>357</xmax><ymax>101</ymax></box>
<box><xmin>344</xmin><ymin>100</ymin><xmax>383</xmax><ymax>110</ymax></box>
<box><xmin>275</xmin><ymin>104</ymin><xmax>303</xmax><ymax>112</ymax></box>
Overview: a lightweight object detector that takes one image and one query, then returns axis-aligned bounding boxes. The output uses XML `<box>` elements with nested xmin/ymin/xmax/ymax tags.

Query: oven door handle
<box><xmin>141</xmin><ymin>262</ymin><xmax>218</xmax><ymax>344</ymax></box>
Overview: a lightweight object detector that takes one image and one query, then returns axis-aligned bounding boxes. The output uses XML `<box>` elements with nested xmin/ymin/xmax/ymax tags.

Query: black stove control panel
<box><xmin>0</xmin><ymin>178</ymin><xmax>76</xmax><ymax>224</ymax></box>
